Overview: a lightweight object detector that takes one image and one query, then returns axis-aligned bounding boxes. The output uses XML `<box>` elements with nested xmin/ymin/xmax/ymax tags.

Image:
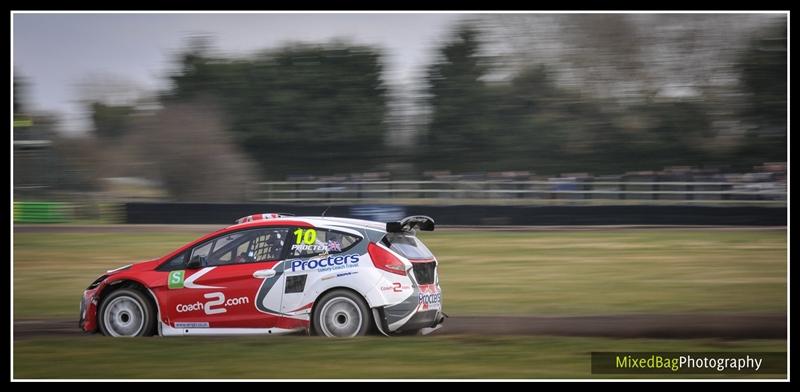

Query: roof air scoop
<box><xmin>235</xmin><ymin>212</ymin><xmax>294</xmax><ymax>224</ymax></box>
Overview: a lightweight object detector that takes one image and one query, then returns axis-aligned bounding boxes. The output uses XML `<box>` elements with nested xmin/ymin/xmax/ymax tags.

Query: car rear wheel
<box><xmin>312</xmin><ymin>290</ymin><xmax>372</xmax><ymax>337</ymax></box>
<box><xmin>98</xmin><ymin>288</ymin><xmax>156</xmax><ymax>337</ymax></box>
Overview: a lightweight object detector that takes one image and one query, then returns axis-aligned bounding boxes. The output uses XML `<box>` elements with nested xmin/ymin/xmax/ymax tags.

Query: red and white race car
<box><xmin>79</xmin><ymin>214</ymin><xmax>444</xmax><ymax>337</ymax></box>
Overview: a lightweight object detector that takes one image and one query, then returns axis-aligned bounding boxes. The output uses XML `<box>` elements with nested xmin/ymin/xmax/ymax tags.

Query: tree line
<box><xmin>15</xmin><ymin>16</ymin><xmax>787</xmax><ymax>201</ymax></box>
<box><xmin>92</xmin><ymin>19</ymin><xmax>787</xmax><ymax>180</ymax></box>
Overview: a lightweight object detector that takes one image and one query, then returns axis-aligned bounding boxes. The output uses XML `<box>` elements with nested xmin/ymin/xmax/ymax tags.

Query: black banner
<box><xmin>124</xmin><ymin>203</ymin><xmax>787</xmax><ymax>226</ymax></box>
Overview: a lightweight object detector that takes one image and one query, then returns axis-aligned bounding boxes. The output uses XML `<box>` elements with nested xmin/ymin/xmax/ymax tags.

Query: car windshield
<box><xmin>381</xmin><ymin>232</ymin><xmax>434</xmax><ymax>260</ymax></box>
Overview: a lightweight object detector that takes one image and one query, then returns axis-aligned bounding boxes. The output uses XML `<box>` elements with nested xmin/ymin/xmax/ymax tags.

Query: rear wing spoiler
<box><xmin>386</xmin><ymin>215</ymin><xmax>435</xmax><ymax>233</ymax></box>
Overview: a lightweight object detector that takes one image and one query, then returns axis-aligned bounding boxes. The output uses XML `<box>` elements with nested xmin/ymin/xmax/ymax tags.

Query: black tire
<box><xmin>312</xmin><ymin>289</ymin><xmax>372</xmax><ymax>337</ymax></box>
<box><xmin>98</xmin><ymin>288</ymin><xmax>156</xmax><ymax>337</ymax></box>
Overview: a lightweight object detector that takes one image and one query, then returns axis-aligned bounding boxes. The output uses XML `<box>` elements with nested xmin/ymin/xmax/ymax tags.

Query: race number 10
<box><xmin>293</xmin><ymin>228</ymin><xmax>317</xmax><ymax>245</ymax></box>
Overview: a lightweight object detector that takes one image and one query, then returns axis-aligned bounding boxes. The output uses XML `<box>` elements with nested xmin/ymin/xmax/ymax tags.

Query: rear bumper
<box><xmin>371</xmin><ymin>279</ymin><xmax>443</xmax><ymax>334</ymax></box>
<box><xmin>395</xmin><ymin>309</ymin><xmax>445</xmax><ymax>333</ymax></box>
<box><xmin>375</xmin><ymin>306</ymin><xmax>445</xmax><ymax>335</ymax></box>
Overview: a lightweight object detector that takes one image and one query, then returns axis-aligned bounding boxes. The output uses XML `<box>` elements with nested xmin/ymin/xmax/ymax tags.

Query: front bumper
<box><xmin>79</xmin><ymin>288</ymin><xmax>100</xmax><ymax>332</ymax></box>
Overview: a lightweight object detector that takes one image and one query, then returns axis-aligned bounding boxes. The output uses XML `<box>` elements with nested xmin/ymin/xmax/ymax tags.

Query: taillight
<box><xmin>368</xmin><ymin>242</ymin><xmax>407</xmax><ymax>275</ymax></box>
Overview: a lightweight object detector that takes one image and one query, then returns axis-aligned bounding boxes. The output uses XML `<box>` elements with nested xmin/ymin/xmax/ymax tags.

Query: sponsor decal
<box><xmin>175</xmin><ymin>291</ymin><xmax>249</xmax><ymax>315</ymax></box>
<box><xmin>419</xmin><ymin>292</ymin><xmax>441</xmax><ymax>306</ymax></box>
<box><xmin>168</xmin><ymin>270</ymin><xmax>184</xmax><ymax>289</ymax></box>
<box><xmin>289</xmin><ymin>253</ymin><xmax>360</xmax><ymax>273</ymax></box>
<box><xmin>291</xmin><ymin>244</ymin><xmax>329</xmax><ymax>252</ymax></box>
<box><xmin>381</xmin><ymin>282</ymin><xmax>411</xmax><ymax>292</ymax></box>
<box><xmin>175</xmin><ymin>322</ymin><xmax>209</xmax><ymax>328</ymax></box>
<box><xmin>290</xmin><ymin>240</ymin><xmax>343</xmax><ymax>254</ymax></box>
<box><xmin>321</xmin><ymin>271</ymin><xmax>359</xmax><ymax>281</ymax></box>
<box><xmin>176</xmin><ymin>301</ymin><xmax>203</xmax><ymax>313</ymax></box>
<box><xmin>418</xmin><ymin>285</ymin><xmax>442</xmax><ymax>311</ymax></box>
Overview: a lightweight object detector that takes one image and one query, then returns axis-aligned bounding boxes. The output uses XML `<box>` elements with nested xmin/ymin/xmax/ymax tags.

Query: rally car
<box><xmin>79</xmin><ymin>214</ymin><xmax>444</xmax><ymax>337</ymax></box>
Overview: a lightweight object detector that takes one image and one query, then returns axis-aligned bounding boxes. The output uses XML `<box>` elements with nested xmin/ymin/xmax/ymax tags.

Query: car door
<box><xmin>162</xmin><ymin>228</ymin><xmax>290</xmax><ymax>329</ymax></box>
<box><xmin>279</xmin><ymin>227</ymin><xmax>365</xmax><ymax>316</ymax></box>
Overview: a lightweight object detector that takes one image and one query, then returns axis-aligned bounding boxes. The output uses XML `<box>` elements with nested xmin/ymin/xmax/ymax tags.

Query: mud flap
<box><xmin>372</xmin><ymin>308</ymin><xmax>390</xmax><ymax>336</ymax></box>
<box><xmin>419</xmin><ymin>312</ymin><xmax>446</xmax><ymax>335</ymax></box>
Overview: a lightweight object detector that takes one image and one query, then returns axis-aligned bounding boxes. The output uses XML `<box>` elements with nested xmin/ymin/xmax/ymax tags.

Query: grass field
<box><xmin>13</xmin><ymin>228</ymin><xmax>787</xmax><ymax>318</ymax></box>
<box><xmin>12</xmin><ymin>227</ymin><xmax>787</xmax><ymax>380</ymax></box>
<box><xmin>13</xmin><ymin>335</ymin><xmax>787</xmax><ymax>379</ymax></box>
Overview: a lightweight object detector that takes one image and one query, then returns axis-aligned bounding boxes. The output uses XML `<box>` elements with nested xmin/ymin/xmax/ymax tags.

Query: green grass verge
<box><xmin>13</xmin><ymin>229</ymin><xmax>787</xmax><ymax>318</ymax></box>
<box><xmin>425</xmin><ymin>229</ymin><xmax>787</xmax><ymax>315</ymax></box>
<box><xmin>13</xmin><ymin>336</ymin><xmax>786</xmax><ymax>379</ymax></box>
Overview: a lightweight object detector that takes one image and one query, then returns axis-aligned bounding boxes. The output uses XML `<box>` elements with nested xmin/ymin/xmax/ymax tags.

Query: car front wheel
<box><xmin>98</xmin><ymin>288</ymin><xmax>156</xmax><ymax>337</ymax></box>
<box><xmin>312</xmin><ymin>290</ymin><xmax>372</xmax><ymax>337</ymax></box>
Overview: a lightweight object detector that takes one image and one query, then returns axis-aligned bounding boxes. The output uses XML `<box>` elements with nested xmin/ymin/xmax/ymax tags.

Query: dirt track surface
<box><xmin>14</xmin><ymin>313</ymin><xmax>785</xmax><ymax>340</ymax></box>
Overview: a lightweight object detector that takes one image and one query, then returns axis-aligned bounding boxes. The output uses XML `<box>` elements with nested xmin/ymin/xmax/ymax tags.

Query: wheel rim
<box><xmin>319</xmin><ymin>297</ymin><xmax>363</xmax><ymax>337</ymax></box>
<box><xmin>103</xmin><ymin>296</ymin><xmax>145</xmax><ymax>337</ymax></box>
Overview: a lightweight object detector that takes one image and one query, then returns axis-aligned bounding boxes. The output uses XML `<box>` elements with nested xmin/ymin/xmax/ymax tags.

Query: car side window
<box><xmin>157</xmin><ymin>251</ymin><xmax>188</xmax><ymax>271</ymax></box>
<box><xmin>209</xmin><ymin>232</ymin><xmax>247</xmax><ymax>265</ymax></box>
<box><xmin>288</xmin><ymin>228</ymin><xmax>361</xmax><ymax>258</ymax></box>
<box><xmin>199</xmin><ymin>228</ymin><xmax>288</xmax><ymax>267</ymax></box>
<box><xmin>247</xmin><ymin>230</ymin><xmax>288</xmax><ymax>262</ymax></box>
<box><xmin>190</xmin><ymin>241</ymin><xmax>214</xmax><ymax>262</ymax></box>
<box><xmin>159</xmin><ymin>228</ymin><xmax>290</xmax><ymax>271</ymax></box>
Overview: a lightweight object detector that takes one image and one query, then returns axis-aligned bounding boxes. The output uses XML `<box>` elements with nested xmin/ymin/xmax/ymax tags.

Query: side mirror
<box><xmin>187</xmin><ymin>254</ymin><xmax>206</xmax><ymax>269</ymax></box>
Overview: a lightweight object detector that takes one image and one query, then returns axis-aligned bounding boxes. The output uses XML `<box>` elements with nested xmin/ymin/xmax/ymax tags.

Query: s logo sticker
<box><xmin>168</xmin><ymin>270</ymin><xmax>185</xmax><ymax>289</ymax></box>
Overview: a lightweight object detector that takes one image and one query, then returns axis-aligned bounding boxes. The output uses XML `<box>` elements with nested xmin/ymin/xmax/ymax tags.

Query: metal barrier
<box><xmin>251</xmin><ymin>180</ymin><xmax>787</xmax><ymax>205</ymax></box>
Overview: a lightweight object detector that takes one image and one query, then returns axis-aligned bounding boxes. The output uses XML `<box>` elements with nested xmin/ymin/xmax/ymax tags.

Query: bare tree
<box><xmin>113</xmin><ymin>97</ymin><xmax>259</xmax><ymax>202</ymax></box>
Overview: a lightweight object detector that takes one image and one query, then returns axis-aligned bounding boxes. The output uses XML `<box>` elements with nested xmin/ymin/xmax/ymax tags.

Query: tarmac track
<box><xmin>14</xmin><ymin>313</ymin><xmax>785</xmax><ymax>340</ymax></box>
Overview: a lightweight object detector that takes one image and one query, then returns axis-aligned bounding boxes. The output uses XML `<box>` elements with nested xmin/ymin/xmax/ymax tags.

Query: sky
<box><xmin>13</xmin><ymin>12</ymin><xmax>463</xmax><ymax>134</ymax></box>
